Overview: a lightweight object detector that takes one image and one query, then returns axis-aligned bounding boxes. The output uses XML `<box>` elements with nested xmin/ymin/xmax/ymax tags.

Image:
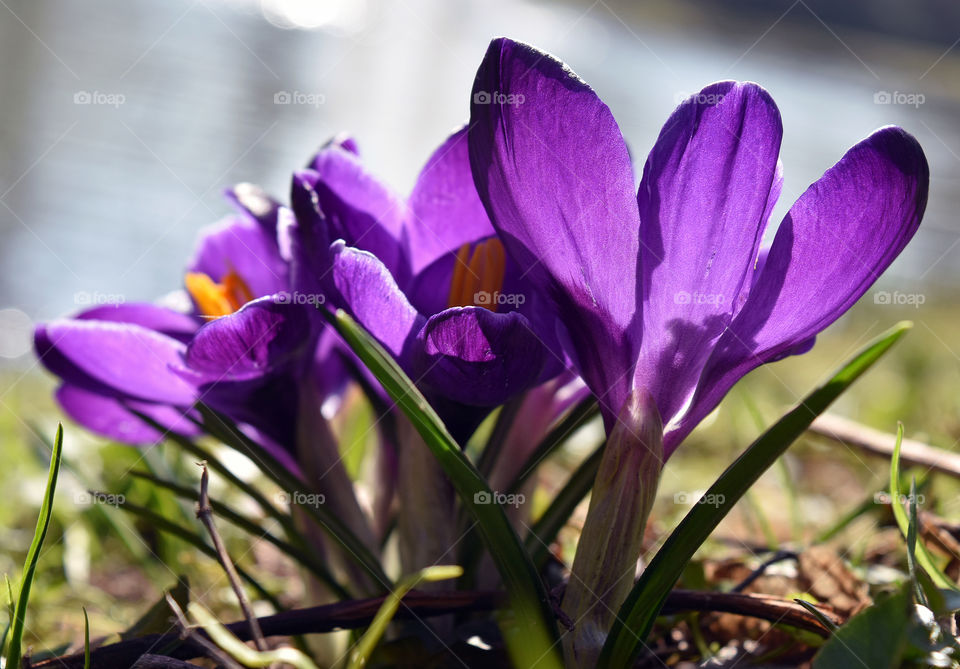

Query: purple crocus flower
<box><xmin>285</xmin><ymin>129</ymin><xmax>578</xmax><ymax>576</ymax></box>
<box><xmin>287</xmin><ymin>128</ymin><xmax>564</xmax><ymax>441</ymax></box>
<box><xmin>34</xmin><ymin>185</ymin><xmax>315</xmax><ymax>471</ymax></box>
<box><xmin>469</xmin><ymin>38</ymin><xmax>928</xmax><ymax>454</ymax></box>
<box><xmin>467</xmin><ymin>37</ymin><xmax>928</xmax><ymax>664</ymax></box>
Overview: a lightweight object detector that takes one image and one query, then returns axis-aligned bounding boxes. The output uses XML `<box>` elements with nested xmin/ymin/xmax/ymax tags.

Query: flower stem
<box><xmin>560</xmin><ymin>390</ymin><xmax>663</xmax><ymax>668</ymax></box>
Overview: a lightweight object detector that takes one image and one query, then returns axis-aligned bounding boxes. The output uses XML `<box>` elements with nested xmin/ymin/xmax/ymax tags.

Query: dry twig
<box><xmin>195</xmin><ymin>462</ymin><xmax>268</xmax><ymax>652</ymax></box>
<box><xmin>810</xmin><ymin>414</ymin><xmax>960</xmax><ymax>477</ymax></box>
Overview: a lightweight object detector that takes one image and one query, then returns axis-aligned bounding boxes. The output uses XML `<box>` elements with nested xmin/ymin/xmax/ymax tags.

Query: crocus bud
<box><xmin>560</xmin><ymin>389</ymin><xmax>664</xmax><ymax>668</ymax></box>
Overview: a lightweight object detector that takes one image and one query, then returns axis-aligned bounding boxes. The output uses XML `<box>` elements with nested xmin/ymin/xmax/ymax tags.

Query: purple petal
<box><xmin>305</xmin><ymin>147</ymin><xmax>410</xmax><ymax>283</ymax></box>
<box><xmin>56</xmin><ymin>384</ymin><xmax>200</xmax><ymax>445</ymax></box>
<box><xmin>35</xmin><ymin>320</ymin><xmax>196</xmax><ymax>404</ymax></box>
<box><xmin>187</xmin><ymin>214</ymin><xmax>288</xmax><ymax>299</ymax></box>
<box><xmin>308</xmin><ymin>134</ymin><xmax>360</xmax><ymax>168</ymax></box>
<box><xmin>414</xmin><ymin>307</ymin><xmax>546</xmax><ymax>406</ymax></box>
<box><xmin>287</xmin><ymin>177</ymin><xmax>334</xmax><ymax>297</ymax></box>
<box><xmin>405</xmin><ymin>126</ymin><xmax>495</xmax><ymax>275</ymax></box>
<box><xmin>329</xmin><ymin>241</ymin><xmax>425</xmax><ymax>366</ymax></box>
<box><xmin>311</xmin><ymin>328</ymin><xmax>352</xmax><ymax>405</ymax></box>
<box><xmin>468</xmin><ymin>37</ymin><xmax>641</xmax><ymax>419</ymax></box>
<box><xmin>181</xmin><ymin>297</ymin><xmax>313</xmax><ymax>383</ymax></box>
<box><xmin>634</xmin><ymin>81</ymin><xmax>783</xmax><ymax>426</ymax></box>
<box><xmin>404</xmin><ymin>251</ymin><xmax>456</xmax><ymax>316</ymax></box>
<box><xmin>489</xmin><ymin>371</ymin><xmax>590</xmax><ymax>491</ymax></box>
<box><xmin>76</xmin><ymin>302</ymin><xmax>198</xmax><ymax>342</ymax></box>
<box><xmin>666</xmin><ymin>126</ymin><xmax>929</xmax><ymax>454</ymax></box>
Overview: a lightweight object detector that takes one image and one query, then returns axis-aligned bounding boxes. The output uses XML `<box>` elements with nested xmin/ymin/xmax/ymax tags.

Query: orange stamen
<box><xmin>446</xmin><ymin>238</ymin><xmax>507</xmax><ymax>312</ymax></box>
<box><xmin>447</xmin><ymin>243</ymin><xmax>472</xmax><ymax>310</ymax></box>
<box><xmin>185</xmin><ymin>269</ymin><xmax>255</xmax><ymax>319</ymax></box>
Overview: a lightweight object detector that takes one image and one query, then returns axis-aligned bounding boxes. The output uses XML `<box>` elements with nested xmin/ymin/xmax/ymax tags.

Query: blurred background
<box><xmin>1</xmin><ymin>0</ymin><xmax>958</xmax><ymax>330</ymax></box>
<box><xmin>2</xmin><ymin>0</ymin><xmax>960</xmax><ymax>654</ymax></box>
<box><xmin>4</xmin><ymin>0</ymin><xmax>958</xmax><ymax>433</ymax></box>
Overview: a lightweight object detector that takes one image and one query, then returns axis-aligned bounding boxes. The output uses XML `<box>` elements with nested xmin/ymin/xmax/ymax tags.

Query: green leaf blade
<box><xmin>889</xmin><ymin>423</ymin><xmax>958</xmax><ymax>591</ymax></box>
<box><xmin>327</xmin><ymin>308</ymin><xmax>562</xmax><ymax>669</ymax></box>
<box><xmin>348</xmin><ymin>566</ymin><xmax>463</xmax><ymax>669</ymax></box>
<box><xmin>812</xmin><ymin>584</ymin><xmax>911</xmax><ymax>669</ymax></box>
<box><xmin>5</xmin><ymin>424</ymin><xmax>64</xmax><ymax>668</ymax></box>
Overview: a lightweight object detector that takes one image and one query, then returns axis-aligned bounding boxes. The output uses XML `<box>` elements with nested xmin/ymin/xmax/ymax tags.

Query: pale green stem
<box><xmin>396</xmin><ymin>416</ymin><xmax>458</xmax><ymax>579</ymax></box>
<box><xmin>561</xmin><ymin>391</ymin><xmax>663</xmax><ymax>668</ymax></box>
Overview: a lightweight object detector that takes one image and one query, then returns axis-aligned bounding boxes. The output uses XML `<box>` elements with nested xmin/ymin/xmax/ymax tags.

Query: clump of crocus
<box><xmin>468</xmin><ymin>37</ymin><xmax>928</xmax><ymax>665</ymax></box>
<box><xmin>286</xmin><ymin>129</ymin><xmax>568</xmax><ymax>574</ymax></box>
<box><xmin>33</xmin><ymin>184</ymin><xmax>381</xmax><ymax>591</ymax></box>
<box><xmin>288</xmin><ymin>128</ymin><xmax>563</xmax><ymax>441</ymax></box>
<box><xmin>33</xmin><ymin>184</ymin><xmax>309</xmax><ymax>462</ymax></box>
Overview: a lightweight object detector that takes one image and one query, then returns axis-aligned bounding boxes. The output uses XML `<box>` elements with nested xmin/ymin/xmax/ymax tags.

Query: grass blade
<box><xmin>5</xmin><ymin>423</ymin><xmax>64</xmax><ymax>668</ymax></box>
<box><xmin>599</xmin><ymin>321</ymin><xmax>912</xmax><ymax>668</ymax></box>
<box><xmin>889</xmin><ymin>423</ymin><xmax>958</xmax><ymax>591</ymax></box>
<box><xmin>792</xmin><ymin>599</ymin><xmax>839</xmax><ymax>632</ymax></box>
<box><xmin>187</xmin><ymin>602</ymin><xmax>320</xmax><ymax>669</ymax></box>
<box><xmin>326</xmin><ymin>308</ymin><xmax>562</xmax><ymax>668</ymax></box>
<box><xmin>128</xmin><ymin>471</ymin><xmax>350</xmax><ymax>598</ymax></box>
<box><xmin>130</xmin><ymin>411</ymin><xmax>306</xmax><ymax>545</ymax></box>
<box><xmin>195</xmin><ymin>404</ymin><xmax>390</xmax><ymax>590</ymax></box>
<box><xmin>525</xmin><ymin>445</ymin><xmax>603</xmax><ymax>567</ymax></box>
<box><xmin>1</xmin><ymin>577</ymin><xmax>14</xmax><ymax>657</ymax></box>
<box><xmin>508</xmin><ymin>398</ymin><xmax>599</xmax><ymax>494</ymax></box>
<box><xmin>82</xmin><ymin>607</ymin><xmax>91</xmax><ymax>669</ymax></box>
<box><xmin>109</xmin><ymin>497</ymin><xmax>281</xmax><ymax>609</ymax></box>
<box><xmin>476</xmin><ymin>399</ymin><xmax>523</xmax><ymax>479</ymax></box>
<box><xmin>347</xmin><ymin>566</ymin><xmax>463</xmax><ymax>669</ymax></box>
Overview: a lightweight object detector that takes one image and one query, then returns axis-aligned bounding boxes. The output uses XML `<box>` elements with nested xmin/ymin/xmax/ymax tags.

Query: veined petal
<box><xmin>288</xmin><ymin>175</ymin><xmax>334</xmax><ymax>296</ymax></box>
<box><xmin>405</xmin><ymin>126</ymin><xmax>495</xmax><ymax>275</ymax></box>
<box><xmin>634</xmin><ymin>81</ymin><xmax>783</xmax><ymax>426</ymax></box>
<box><xmin>76</xmin><ymin>302</ymin><xmax>198</xmax><ymax>342</ymax></box>
<box><xmin>56</xmin><ymin>384</ymin><xmax>200</xmax><ymax>445</ymax></box>
<box><xmin>188</xmin><ymin>214</ymin><xmax>288</xmax><ymax>299</ymax></box>
<box><xmin>666</xmin><ymin>126</ymin><xmax>928</xmax><ymax>454</ymax></box>
<box><xmin>468</xmin><ymin>37</ymin><xmax>641</xmax><ymax>419</ymax></box>
<box><xmin>35</xmin><ymin>320</ymin><xmax>196</xmax><ymax>405</ymax></box>
<box><xmin>182</xmin><ymin>297</ymin><xmax>312</xmax><ymax>383</ymax></box>
<box><xmin>329</xmin><ymin>241</ymin><xmax>425</xmax><ymax>367</ymax></box>
<box><xmin>414</xmin><ymin>306</ymin><xmax>545</xmax><ymax>406</ymax></box>
<box><xmin>307</xmin><ymin>147</ymin><xmax>411</xmax><ymax>283</ymax></box>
